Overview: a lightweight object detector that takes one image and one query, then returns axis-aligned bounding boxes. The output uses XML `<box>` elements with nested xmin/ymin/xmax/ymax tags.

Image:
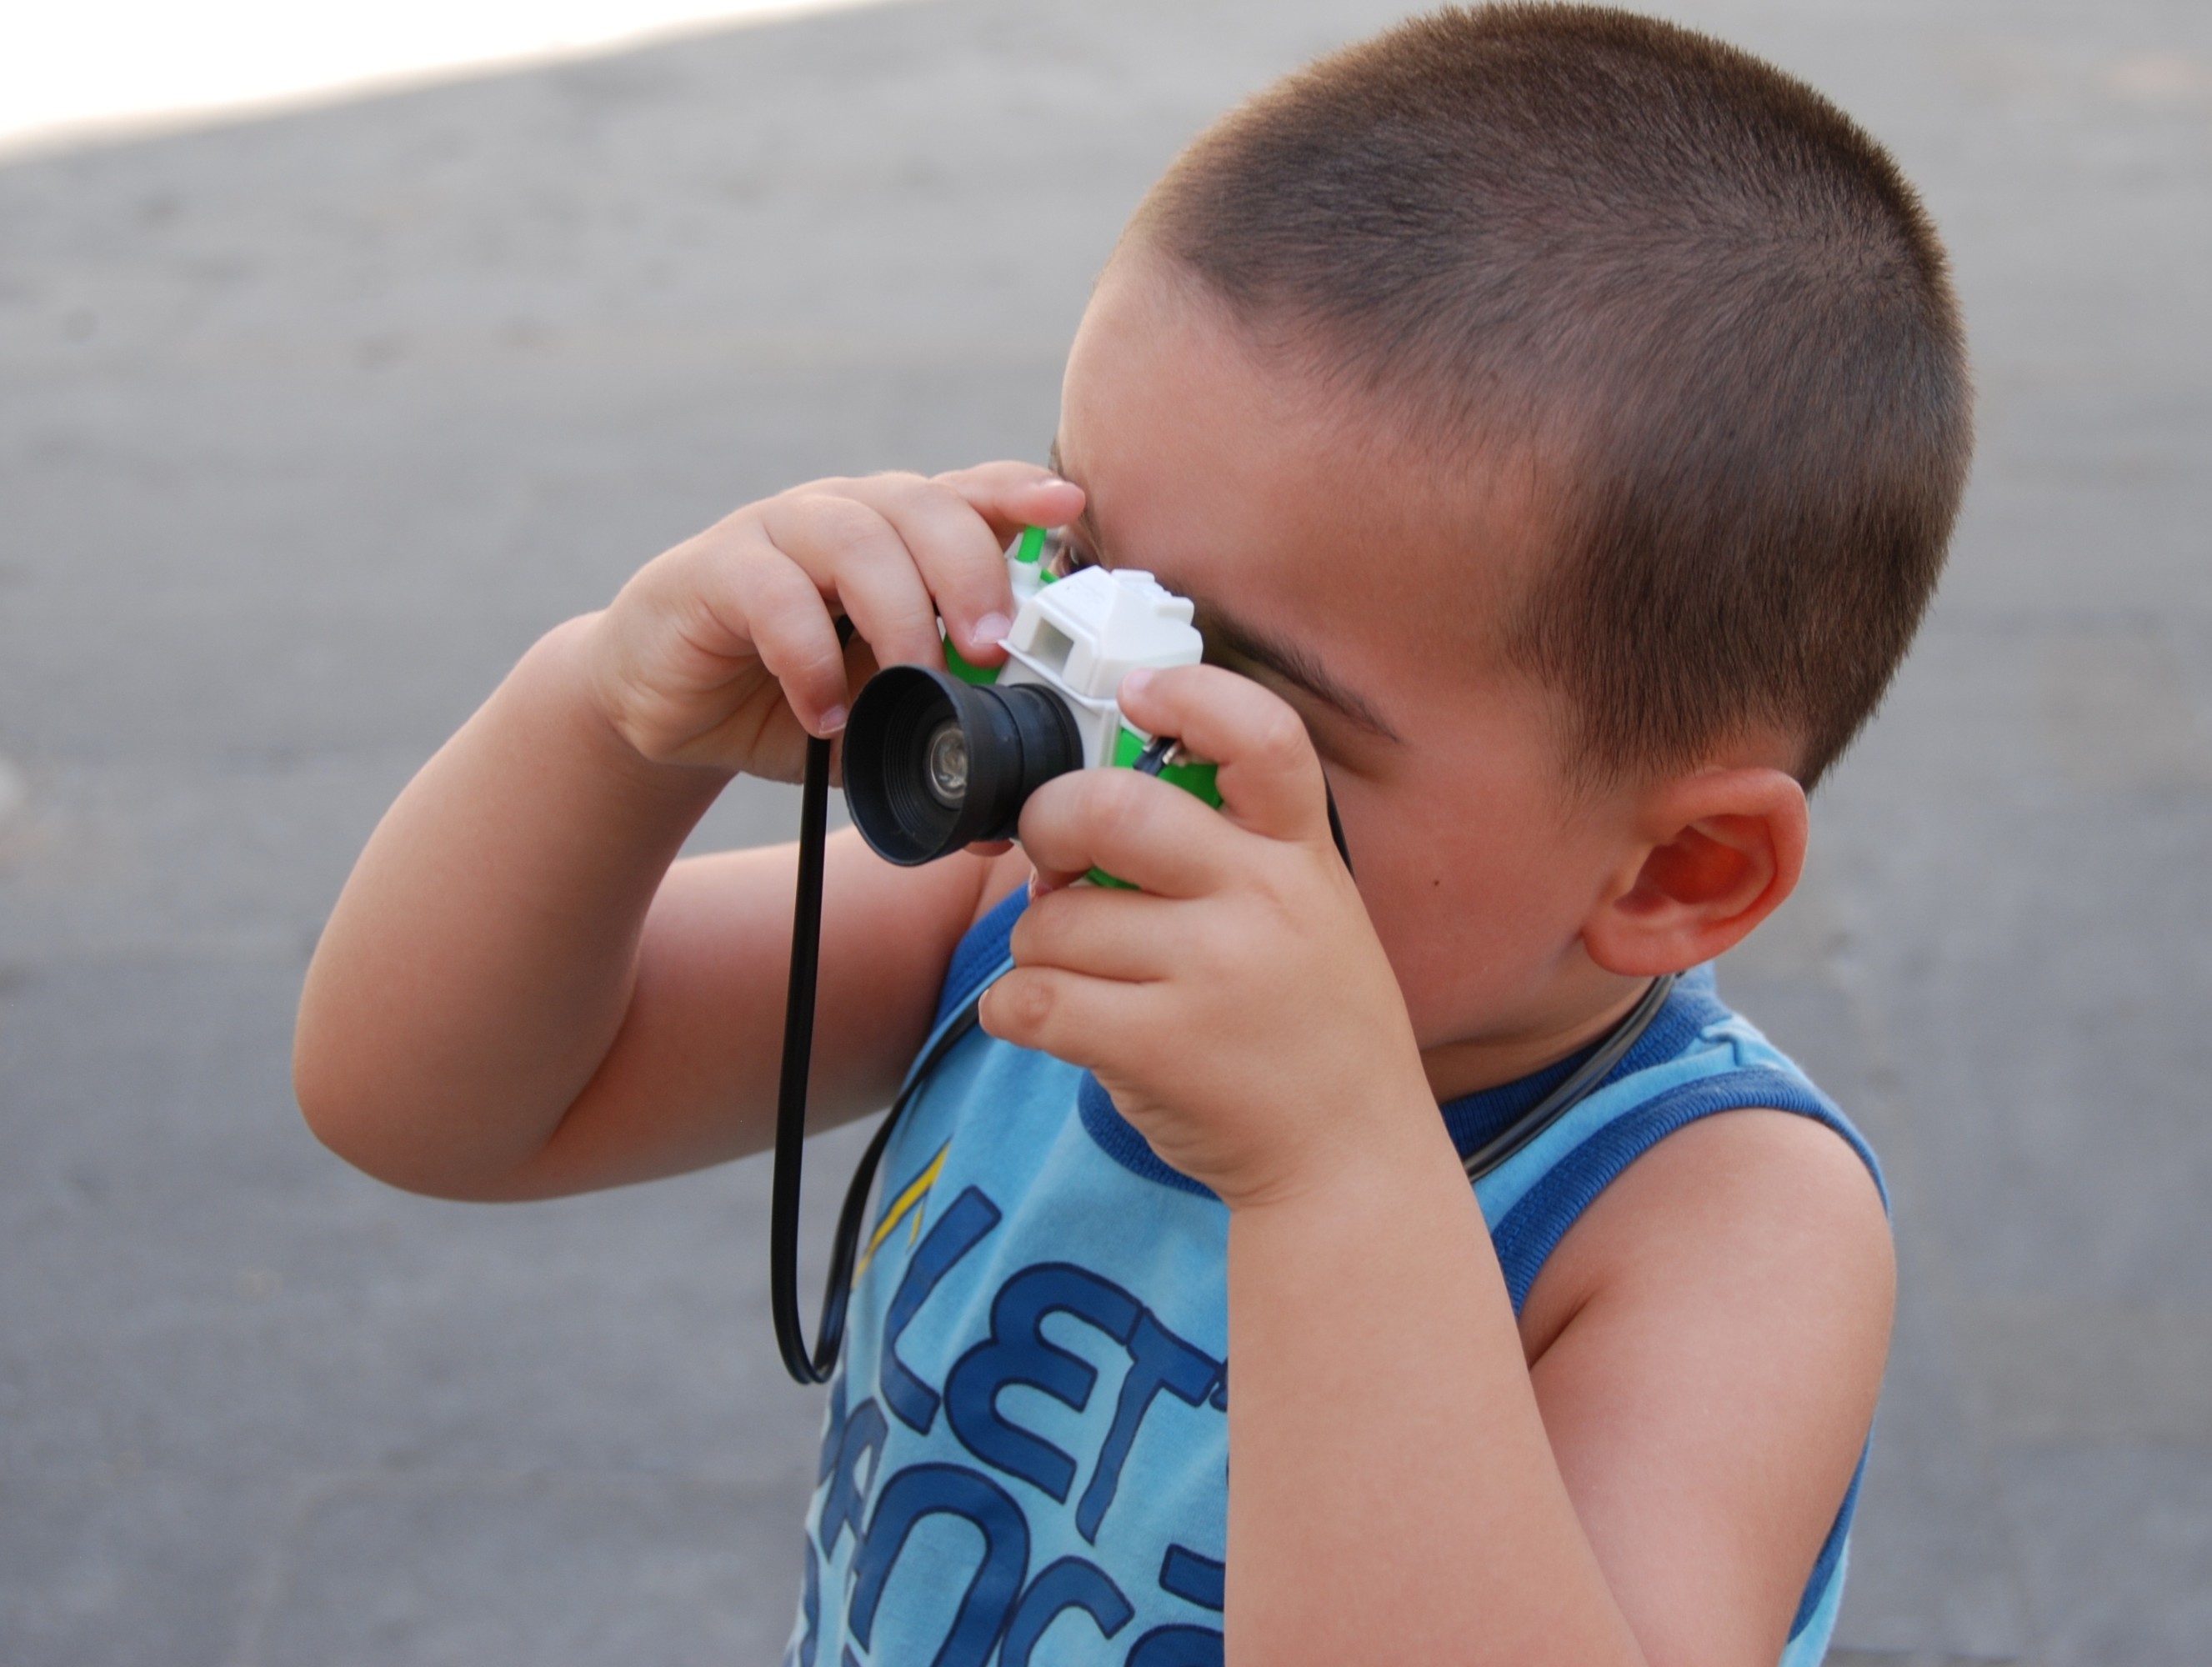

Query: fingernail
<box><xmin>973</xmin><ymin>613</ymin><xmax>1011</xmax><ymax>646</ymax></box>
<box><xmin>1119</xmin><ymin>668</ymin><xmax>1154</xmax><ymax>699</ymax></box>
<box><xmin>818</xmin><ymin>704</ymin><xmax>848</xmax><ymax>736</ymax></box>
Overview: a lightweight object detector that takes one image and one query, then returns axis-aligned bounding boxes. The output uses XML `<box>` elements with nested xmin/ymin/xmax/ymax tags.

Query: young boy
<box><xmin>295</xmin><ymin>7</ymin><xmax>1969</xmax><ymax>1664</ymax></box>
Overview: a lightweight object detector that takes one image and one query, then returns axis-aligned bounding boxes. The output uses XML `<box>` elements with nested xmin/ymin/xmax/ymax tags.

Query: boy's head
<box><xmin>1129</xmin><ymin>3</ymin><xmax>1972</xmax><ymax>794</ymax></box>
<box><xmin>1048</xmin><ymin>4</ymin><xmax>1971</xmax><ymax>1074</ymax></box>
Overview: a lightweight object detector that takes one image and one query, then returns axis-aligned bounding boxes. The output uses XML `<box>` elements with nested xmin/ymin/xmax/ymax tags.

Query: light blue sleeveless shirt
<box><xmin>786</xmin><ymin>889</ymin><xmax>1881</xmax><ymax>1667</ymax></box>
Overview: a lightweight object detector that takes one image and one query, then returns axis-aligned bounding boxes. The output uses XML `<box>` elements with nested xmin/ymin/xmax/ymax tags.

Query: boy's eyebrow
<box><xmin>1046</xmin><ymin>439</ymin><xmax>1112</xmax><ymax>562</ymax></box>
<box><xmin>1187</xmin><ymin>600</ymin><xmax>1404</xmax><ymax>743</ymax></box>
<box><xmin>1044</xmin><ymin>439</ymin><xmax>1400</xmax><ymax>743</ymax></box>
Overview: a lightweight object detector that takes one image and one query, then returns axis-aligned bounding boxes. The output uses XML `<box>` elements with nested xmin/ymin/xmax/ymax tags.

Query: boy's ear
<box><xmin>1581</xmin><ymin>768</ymin><xmax>1808</xmax><ymax>978</ymax></box>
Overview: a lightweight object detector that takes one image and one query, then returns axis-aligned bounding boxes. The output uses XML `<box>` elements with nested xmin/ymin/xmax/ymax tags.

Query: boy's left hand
<box><xmin>981</xmin><ymin>664</ymin><xmax>1442</xmax><ymax>1209</ymax></box>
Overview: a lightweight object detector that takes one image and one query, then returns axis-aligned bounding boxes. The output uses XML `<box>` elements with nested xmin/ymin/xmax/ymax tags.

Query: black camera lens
<box><xmin>843</xmin><ymin>665</ymin><xmax>1083</xmax><ymax>864</ymax></box>
<box><xmin>923</xmin><ymin>719</ymin><xmax>970</xmax><ymax>808</ymax></box>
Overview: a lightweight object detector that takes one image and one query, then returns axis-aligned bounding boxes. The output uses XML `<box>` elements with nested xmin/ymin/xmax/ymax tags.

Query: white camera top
<box><xmin>994</xmin><ymin>560</ymin><xmax>1205</xmax><ymax>768</ymax></box>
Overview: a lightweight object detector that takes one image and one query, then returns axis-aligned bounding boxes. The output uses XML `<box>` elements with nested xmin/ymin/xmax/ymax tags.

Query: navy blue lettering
<box><xmin>1000</xmin><ymin>1556</ymin><xmax>1134</xmax><ymax>1666</ymax></box>
<box><xmin>850</xmin><ymin>1463</ymin><xmax>1029</xmax><ymax>1667</ymax></box>
<box><xmin>1158</xmin><ymin>1545</ymin><xmax>1224</xmax><ymax>1613</ymax></box>
<box><xmin>944</xmin><ymin>1264</ymin><xmax>1141</xmax><ymax>1500</ymax></box>
<box><xmin>818</xmin><ymin>1396</ymin><xmax>887</xmax><ymax>1558</ymax></box>
<box><xmin>883</xmin><ymin>1186</ymin><xmax>1002</xmax><ymax>1434</ymax></box>
<box><xmin>1076</xmin><ymin>1312</ymin><xmax>1219</xmax><ymax>1542</ymax></box>
<box><xmin>1125</xmin><ymin>1624</ymin><xmax>1225</xmax><ymax>1666</ymax></box>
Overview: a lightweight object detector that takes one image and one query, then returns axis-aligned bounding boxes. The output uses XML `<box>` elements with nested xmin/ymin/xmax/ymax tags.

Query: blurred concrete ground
<box><xmin>1</xmin><ymin>0</ymin><xmax>2207</xmax><ymax>1661</ymax></box>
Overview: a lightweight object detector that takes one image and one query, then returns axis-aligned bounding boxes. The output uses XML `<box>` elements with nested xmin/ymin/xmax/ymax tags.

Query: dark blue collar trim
<box><xmin>1435</xmin><ymin>969</ymin><xmax>1723</xmax><ymax>1159</ymax></box>
<box><xmin>1078</xmin><ymin>1071</ymin><xmax>1218</xmax><ymax>1199</ymax></box>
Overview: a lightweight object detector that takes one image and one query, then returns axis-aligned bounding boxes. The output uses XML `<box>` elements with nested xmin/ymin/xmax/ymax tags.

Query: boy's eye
<box><xmin>1043</xmin><ymin>528</ymin><xmax>1095</xmax><ymax>580</ymax></box>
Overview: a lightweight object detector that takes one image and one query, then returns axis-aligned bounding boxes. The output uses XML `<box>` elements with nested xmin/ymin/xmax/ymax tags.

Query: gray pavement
<box><xmin>1</xmin><ymin>1</ymin><xmax>2207</xmax><ymax>1661</ymax></box>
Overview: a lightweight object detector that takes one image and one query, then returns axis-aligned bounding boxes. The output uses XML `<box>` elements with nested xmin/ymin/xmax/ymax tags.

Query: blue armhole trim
<box><xmin>932</xmin><ymin>886</ymin><xmax>1028</xmax><ymax>1029</ymax></box>
<box><xmin>880</xmin><ymin>887</ymin><xmax>1023</xmax><ymax>1103</ymax></box>
<box><xmin>1789</xmin><ymin>1444</ymin><xmax>1868</xmax><ymax>1640</ymax></box>
<box><xmin>1490</xmin><ymin>1067</ymin><xmax>1883</xmax><ymax>1644</ymax></box>
<box><xmin>1491</xmin><ymin>1068</ymin><xmax>1884</xmax><ymax>1311</ymax></box>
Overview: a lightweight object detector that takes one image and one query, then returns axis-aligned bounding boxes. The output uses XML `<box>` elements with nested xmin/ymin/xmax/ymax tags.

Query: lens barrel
<box><xmin>843</xmin><ymin>665</ymin><xmax>1083</xmax><ymax>864</ymax></box>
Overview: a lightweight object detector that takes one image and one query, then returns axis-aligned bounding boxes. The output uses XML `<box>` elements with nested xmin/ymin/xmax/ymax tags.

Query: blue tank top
<box><xmin>786</xmin><ymin>889</ymin><xmax>1882</xmax><ymax>1667</ymax></box>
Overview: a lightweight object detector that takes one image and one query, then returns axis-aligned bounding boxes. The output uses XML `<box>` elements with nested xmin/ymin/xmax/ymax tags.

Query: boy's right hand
<box><xmin>583</xmin><ymin>463</ymin><xmax>1084</xmax><ymax>782</ymax></box>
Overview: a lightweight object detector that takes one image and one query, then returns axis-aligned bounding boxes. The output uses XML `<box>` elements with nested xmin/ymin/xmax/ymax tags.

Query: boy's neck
<box><xmin>1418</xmin><ymin>974</ymin><xmax>1658</xmax><ymax>1106</ymax></box>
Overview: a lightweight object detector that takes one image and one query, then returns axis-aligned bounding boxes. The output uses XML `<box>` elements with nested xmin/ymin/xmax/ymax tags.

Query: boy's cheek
<box><xmin>1352</xmin><ymin>813</ymin><xmax>1587</xmax><ymax>1032</ymax></box>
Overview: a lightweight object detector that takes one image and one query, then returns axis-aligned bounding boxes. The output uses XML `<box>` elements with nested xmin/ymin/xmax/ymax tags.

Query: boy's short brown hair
<box><xmin>1134</xmin><ymin>3</ymin><xmax>1972</xmax><ymax>788</ymax></box>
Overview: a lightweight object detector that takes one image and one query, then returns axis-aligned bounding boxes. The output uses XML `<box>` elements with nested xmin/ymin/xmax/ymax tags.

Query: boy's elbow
<box><xmin>294</xmin><ymin>955</ymin><xmax>388</xmax><ymax>1172</ymax></box>
<box><xmin>291</xmin><ymin>1022</ymin><xmax>506</xmax><ymax>1203</ymax></box>
<box><xmin>293</xmin><ymin>1001</ymin><xmax>359</xmax><ymax>1158</ymax></box>
<box><xmin>293</xmin><ymin>1034</ymin><xmax>419</xmax><ymax>1194</ymax></box>
<box><xmin>292</xmin><ymin>1036</ymin><xmax>366</xmax><ymax>1156</ymax></box>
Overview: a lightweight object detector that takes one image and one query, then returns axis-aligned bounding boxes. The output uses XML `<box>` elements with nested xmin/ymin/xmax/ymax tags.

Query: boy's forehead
<box><xmin>1053</xmin><ymin>255</ymin><xmax>1542</xmax><ymax>724</ymax></box>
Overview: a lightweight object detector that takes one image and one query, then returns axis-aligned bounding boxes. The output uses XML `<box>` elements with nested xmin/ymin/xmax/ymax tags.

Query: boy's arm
<box><xmin>986</xmin><ymin>663</ymin><xmax>1892</xmax><ymax>1667</ymax></box>
<box><xmin>1221</xmin><ymin>1100</ymin><xmax>1890</xmax><ymax>1667</ymax></box>
<box><xmin>294</xmin><ymin>466</ymin><xmax>1073</xmax><ymax>1201</ymax></box>
<box><xmin>1519</xmin><ymin>1109</ymin><xmax>1894</xmax><ymax>1664</ymax></box>
<box><xmin>462</xmin><ymin>824</ymin><xmax>1029</xmax><ymax>1201</ymax></box>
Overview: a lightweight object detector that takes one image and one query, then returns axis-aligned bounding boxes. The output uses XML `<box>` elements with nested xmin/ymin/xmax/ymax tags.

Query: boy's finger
<box><xmin>829</xmin><ymin>528</ymin><xmax>950</xmax><ymax>672</ymax></box>
<box><xmin>932</xmin><ymin>461</ymin><xmax>1085</xmax><ymax>539</ymax></box>
<box><xmin>1016</xmin><ymin>765</ymin><xmax>1241</xmax><ymax>900</ymax></box>
<box><xmin>1114</xmin><ymin>664</ymin><xmax>1334</xmax><ymax>848</ymax></box>
<box><xmin>759</xmin><ymin>494</ymin><xmax>943</xmax><ymax>672</ymax></box>
<box><xmin>838</xmin><ymin>473</ymin><xmax>1021</xmax><ymax>665</ymax></box>
<box><xmin>978</xmin><ymin>963</ymin><xmax>1152</xmax><ymax>1069</ymax></box>
<box><xmin>709</xmin><ymin>546</ymin><xmax>852</xmax><ymax>736</ymax></box>
<box><xmin>1009</xmin><ymin>885</ymin><xmax>1182</xmax><ymax>984</ymax></box>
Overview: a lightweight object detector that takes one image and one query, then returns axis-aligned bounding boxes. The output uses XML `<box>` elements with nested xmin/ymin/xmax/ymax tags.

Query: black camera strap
<box><xmin>771</xmin><ymin>731</ymin><xmax>996</xmax><ymax>1384</ymax></box>
<box><xmin>767</xmin><ymin>732</ymin><xmax>839</xmax><ymax>1383</ymax></box>
<box><xmin>1459</xmin><ymin>972</ymin><xmax>1675</xmax><ymax>1183</ymax></box>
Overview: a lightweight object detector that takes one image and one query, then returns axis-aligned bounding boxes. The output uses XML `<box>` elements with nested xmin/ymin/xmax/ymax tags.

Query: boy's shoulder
<box><xmin>1520</xmin><ymin>1079</ymin><xmax>1893</xmax><ymax>1353</ymax></box>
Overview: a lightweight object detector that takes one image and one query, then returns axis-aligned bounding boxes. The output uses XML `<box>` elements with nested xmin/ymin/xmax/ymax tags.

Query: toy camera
<box><xmin>843</xmin><ymin>527</ymin><xmax>1220</xmax><ymax>867</ymax></box>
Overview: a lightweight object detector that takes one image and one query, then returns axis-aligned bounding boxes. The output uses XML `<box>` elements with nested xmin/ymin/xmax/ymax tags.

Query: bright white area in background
<box><xmin>0</xmin><ymin>0</ymin><xmax>899</xmax><ymax>158</ymax></box>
